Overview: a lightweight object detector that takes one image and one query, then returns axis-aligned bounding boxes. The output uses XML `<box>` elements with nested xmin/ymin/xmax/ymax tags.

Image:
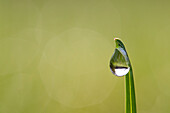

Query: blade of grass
<box><xmin>113</xmin><ymin>38</ymin><xmax>137</xmax><ymax>113</ymax></box>
<box><xmin>125</xmin><ymin>73</ymin><xmax>131</xmax><ymax>113</ymax></box>
<box><xmin>125</xmin><ymin>48</ymin><xmax>137</xmax><ymax>113</ymax></box>
<box><xmin>129</xmin><ymin>67</ymin><xmax>137</xmax><ymax>113</ymax></box>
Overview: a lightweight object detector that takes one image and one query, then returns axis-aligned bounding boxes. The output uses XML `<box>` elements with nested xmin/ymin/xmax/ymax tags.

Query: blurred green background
<box><xmin>0</xmin><ymin>0</ymin><xmax>170</xmax><ymax>113</ymax></box>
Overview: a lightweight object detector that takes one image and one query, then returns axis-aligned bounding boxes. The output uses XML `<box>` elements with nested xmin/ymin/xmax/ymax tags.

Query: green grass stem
<box><xmin>110</xmin><ymin>38</ymin><xmax>137</xmax><ymax>113</ymax></box>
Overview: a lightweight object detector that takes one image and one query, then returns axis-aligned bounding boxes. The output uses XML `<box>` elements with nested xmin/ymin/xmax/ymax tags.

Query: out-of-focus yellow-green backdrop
<box><xmin>0</xmin><ymin>0</ymin><xmax>170</xmax><ymax>113</ymax></box>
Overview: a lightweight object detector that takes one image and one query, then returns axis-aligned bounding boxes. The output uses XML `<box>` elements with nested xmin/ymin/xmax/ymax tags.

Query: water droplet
<box><xmin>110</xmin><ymin>48</ymin><xmax>130</xmax><ymax>77</ymax></box>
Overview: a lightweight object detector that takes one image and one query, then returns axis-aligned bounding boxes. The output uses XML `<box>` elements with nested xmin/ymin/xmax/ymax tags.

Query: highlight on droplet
<box><xmin>110</xmin><ymin>65</ymin><xmax>130</xmax><ymax>77</ymax></box>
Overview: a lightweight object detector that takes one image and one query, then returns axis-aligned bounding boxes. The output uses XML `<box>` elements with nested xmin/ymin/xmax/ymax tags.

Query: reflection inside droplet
<box><xmin>110</xmin><ymin>48</ymin><xmax>130</xmax><ymax>77</ymax></box>
<box><xmin>110</xmin><ymin>65</ymin><xmax>130</xmax><ymax>76</ymax></box>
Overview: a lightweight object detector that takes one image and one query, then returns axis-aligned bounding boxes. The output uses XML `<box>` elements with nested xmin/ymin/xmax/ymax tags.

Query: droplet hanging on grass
<box><xmin>109</xmin><ymin>38</ymin><xmax>137</xmax><ymax>113</ymax></box>
<box><xmin>110</xmin><ymin>48</ymin><xmax>130</xmax><ymax>77</ymax></box>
